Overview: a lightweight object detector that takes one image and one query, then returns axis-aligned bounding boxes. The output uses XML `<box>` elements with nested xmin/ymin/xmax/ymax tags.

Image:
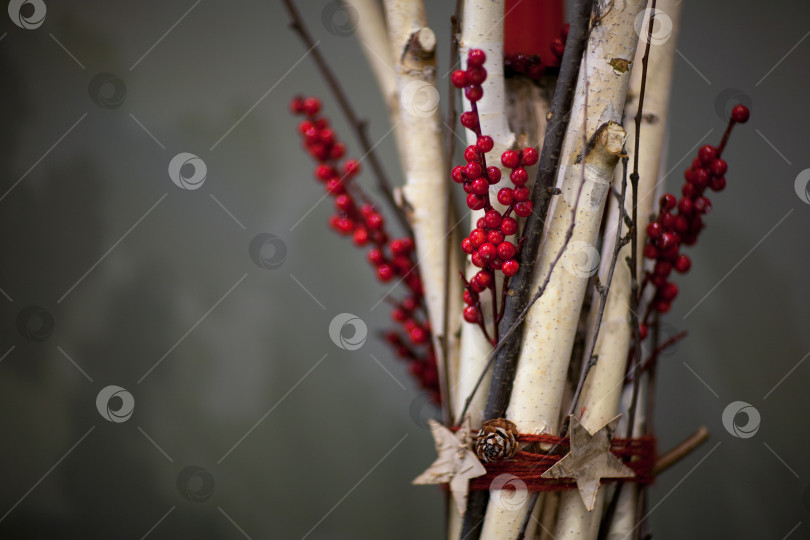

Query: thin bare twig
<box><xmin>282</xmin><ymin>0</ymin><xmax>412</xmax><ymax>236</ymax></box>
<box><xmin>653</xmin><ymin>426</ymin><xmax>710</xmax><ymax>475</ymax></box>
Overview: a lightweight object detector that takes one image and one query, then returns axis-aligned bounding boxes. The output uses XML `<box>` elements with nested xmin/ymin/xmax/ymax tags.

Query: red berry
<box><xmin>319</xmin><ymin>128</ymin><xmax>335</xmax><ymax>145</ymax></box>
<box><xmin>639</xmin><ymin>324</ymin><xmax>648</xmax><ymax>340</ymax></box>
<box><xmin>644</xmin><ymin>244</ymin><xmax>659</xmax><ymax>259</ymax></box>
<box><xmin>678</xmin><ymin>197</ymin><xmax>694</xmax><ymax>215</ymax></box>
<box><xmin>465</xmin><ymin>162</ymin><xmax>483</xmax><ymax>179</ymax></box>
<box><xmin>366</xmin><ymin>213</ymin><xmax>384</xmax><ymax>230</ymax></box>
<box><xmin>377</xmin><ymin>264</ymin><xmax>395</xmax><ymax>281</ymax></box>
<box><xmin>488</xmin><ymin>230</ymin><xmax>504</xmax><ymax>245</ymax></box>
<box><xmin>392</xmin><ymin>307</ymin><xmax>408</xmax><ymax>322</ymax></box>
<box><xmin>464</xmin><ymin>145</ymin><xmax>480</xmax><ymax>162</ymax></box>
<box><xmin>501</xmin><ymin>150</ymin><xmax>520</xmax><ymax>169</ymax></box>
<box><xmin>484</xmin><ymin>210</ymin><xmax>502</xmax><ymax>229</ymax></box>
<box><xmin>469</xmin><ymin>228</ymin><xmax>487</xmax><ymax>247</ymax></box>
<box><xmin>391</xmin><ymin>238</ymin><xmax>413</xmax><ymax>255</ymax></box>
<box><xmin>500</xmin><ymin>217</ymin><xmax>518</xmax><ymax>235</ymax></box>
<box><xmin>467</xmin><ymin>49</ymin><xmax>486</xmax><ymax>67</ymax></box>
<box><xmin>468</xmin><ymin>67</ymin><xmax>487</xmax><ymax>85</ymax></box>
<box><xmin>326</xmin><ymin>178</ymin><xmax>345</xmax><ymax>194</ymax></box>
<box><xmin>682</xmin><ymin>182</ymin><xmax>696</xmax><ymax>198</ymax></box>
<box><xmin>514</xmin><ymin>201</ymin><xmax>533</xmax><ymax>217</ymax></box>
<box><xmin>709</xmin><ymin>159</ymin><xmax>727</xmax><ymax>177</ymax></box>
<box><xmin>513</xmin><ymin>186</ymin><xmax>530</xmax><ymax>202</ymax></box>
<box><xmin>654</xmin><ymin>260</ymin><xmax>672</xmax><ymax>277</ymax></box>
<box><xmin>451</xmin><ymin>165</ymin><xmax>465</xmax><ymax>183</ymax></box>
<box><xmin>486</xmin><ymin>166</ymin><xmax>502</xmax><ymax>184</ymax></box>
<box><xmin>334</xmin><ymin>194</ymin><xmax>352</xmax><ymax>212</ymax></box>
<box><xmin>646</xmin><ymin>221</ymin><xmax>662</xmax><ymax>239</ymax></box>
<box><xmin>451</xmin><ymin>70</ymin><xmax>468</xmax><ymax>88</ymax></box>
<box><xmin>698</xmin><ymin>145</ymin><xmax>717</xmax><ymax>164</ymax></box>
<box><xmin>352</xmin><ymin>227</ymin><xmax>368</xmax><ymax>246</ymax></box>
<box><xmin>674</xmin><ymin>254</ymin><xmax>691</xmax><ymax>273</ymax></box>
<box><xmin>367</xmin><ymin>248</ymin><xmax>384</xmax><ymax>265</ymax></box>
<box><xmin>661</xmin><ymin>282</ymin><xmax>679</xmax><ymax>302</ymax></box>
<box><xmin>490</xmin><ymin>258</ymin><xmax>503</xmax><ymax>270</ymax></box>
<box><xmin>660</xmin><ymin>212</ymin><xmax>675</xmax><ymax>230</ymax></box>
<box><xmin>461</xmin><ymin>237</ymin><xmax>475</xmax><ymax>254</ymax></box>
<box><xmin>477</xmin><ymin>136</ymin><xmax>494</xmax><ymax>153</ymax></box>
<box><xmin>290</xmin><ymin>96</ymin><xmax>306</xmax><ymax>114</ymax></box>
<box><xmin>409</xmin><ymin>326</ymin><xmax>428</xmax><ymax>345</ymax></box>
<box><xmin>694</xmin><ymin>196</ymin><xmax>712</xmax><ymax>214</ymax></box>
<box><xmin>660</xmin><ymin>193</ymin><xmax>677</xmax><ymax>211</ymax></box>
<box><xmin>521</xmin><ymin>147</ymin><xmax>539</xmax><ymax>166</ymax></box>
<box><xmin>654</xmin><ymin>300</ymin><xmax>671</xmax><ymax>313</ymax></box>
<box><xmin>510</xmin><ymin>167</ymin><xmax>529</xmax><ymax>186</ymax></box>
<box><xmin>315</xmin><ymin>164</ymin><xmax>334</xmax><ymax>181</ymax></box>
<box><xmin>460</xmin><ymin>111</ymin><xmax>479</xmax><ymax>129</ymax></box>
<box><xmin>463</xmin><ymin>289</ymin><xmax>476</xmax><ymax>305</ymax></box>
<box><xmin>471</xmin><ymin>177</ymin><xmax>489</xmax><ymax>195</ymax></box>
<box><xmin>502</xmin><ymin>259</ymin><xmax>519</xmax><ymax>277</ymax></box>
<box><xmin>731</xmin><ymin>104</ymin><xmax>750</xmax><ymax>123</ymax></box>
<box><xmin>478</xmin><ymin>242</ymin><xmax>497</xmax><ymax>263</ymax></box>
<box><xmin>709</xmin><ymin>176</ymin><xmax>726</xmax><ymax>191</ymax></box>
<box><xmin>465</xmin><ymin>85</ymin><xmax>483</xmax><ymax>102</ymax></box>
<box><xmin>692</xmin><ymin>168</ymin><xmax>710</xmax><ymax>189</ymax></box>
<box><xmin>303</xmin><ymin>97</ymin><xmax>321</xmax><ymax>116</ymax></box>
<box><xmin>477</xmin><ymin>218</ymin><xmax>487</xmax><ymax>230</ymax></box>
<box><xmin>471</xmin><ymin>251</ymin><xmax>484</xmax><ymax>268</ymax></box>
<box><xmin>463</xmin><ymin>305</ymin><xmax>479</xmax><ymax>323</ymax></box>
<box><xmin>674</xmin><ymin>215</ymin><xmax>690</xmax><ymax>234</ymax></box>
<box><xmin>474</xmin><ymin>270</ymin><xmax>494</xmax><ymax>288</ymax></box>
<box><xmin>343</xmin><ymin>159</ymin><xmax>360</xmax><ymax>176</ymax></box>
<box><xmin>497</xmin><ymin>188</ymin><xmax>514</xmax><ymax>205</ymax></box>
<box><xmin>330</xmin><ymin>142</ymin><xmax>346</xmax><ymax>160</ymax></box>
<box><xmin>497</xmin><ymin>241</ymin><xmax>516</xmax><ymax>260</ymax></box>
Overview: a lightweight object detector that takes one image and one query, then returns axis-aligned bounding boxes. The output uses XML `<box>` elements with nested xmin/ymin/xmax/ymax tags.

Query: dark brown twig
<box><xmin>481</xmin><ymin>0</ymin><xmax>596</xmax><ymax>424</ymax></box>
<box><xmin>625</xmin><ymin>0</ymin><xmax>656</xmax><ymax>441</ymax></box>
<box><xmin>281</xmin><ymin>0</ymin><xmax>412</xmax><ymax>237</ymax></box>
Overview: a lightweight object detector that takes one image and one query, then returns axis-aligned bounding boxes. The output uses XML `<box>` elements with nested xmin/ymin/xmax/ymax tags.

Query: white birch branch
<box><xmin>382</xmin><ymin>0</ymin><xmax>457</xmax><ymax>414</ymax></box>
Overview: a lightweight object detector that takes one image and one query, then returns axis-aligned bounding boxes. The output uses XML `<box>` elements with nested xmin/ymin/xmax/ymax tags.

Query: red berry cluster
<box><xmin>504</xmin><ymin>24</ymin><xmax>568</xmax><ymax>79</ymax></box>
<box><xmin>290</xmin><ymin>96</ymin><xmax>440</xmax><ymax>401</ymax></box>
<box><xmin>451</xmin><ymin>49</ymin><xmax>538</xmax><ymax>343</ymax></box>
<box><xmin>641</xmin><ymin>104</ymin><xmax>750</xmax><ymax>322</ymax></box>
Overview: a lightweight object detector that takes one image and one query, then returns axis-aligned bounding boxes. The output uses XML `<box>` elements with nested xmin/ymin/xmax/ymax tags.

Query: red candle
<box><xmin>503</xmin><ymin>0</ymin><xmax>564</xmax><ymax>64</ymax></box>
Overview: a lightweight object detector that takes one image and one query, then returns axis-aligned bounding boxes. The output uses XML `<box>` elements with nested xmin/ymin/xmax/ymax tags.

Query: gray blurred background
<box><xmin>1</xmin><ymin>1</ymin><xmax>808</xmax><ymax>538</ymax></box>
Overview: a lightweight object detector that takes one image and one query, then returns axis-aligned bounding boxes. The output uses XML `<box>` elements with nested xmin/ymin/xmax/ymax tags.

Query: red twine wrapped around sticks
<box><xmin>467</xmin><ymin>433</ymin><xmax>656</xmax><ymax>492</ymax></box>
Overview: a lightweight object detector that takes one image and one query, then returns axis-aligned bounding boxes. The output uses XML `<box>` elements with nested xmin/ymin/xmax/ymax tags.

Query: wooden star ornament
<box><xmin>541</xmin><ymin>414</ymin><xmax>635</xmax><ymax>511</ymax></box>
<box><xmin>412</xmin><ymin>414</ymin><xmax>487</xmax><ymax>516</ymax></box>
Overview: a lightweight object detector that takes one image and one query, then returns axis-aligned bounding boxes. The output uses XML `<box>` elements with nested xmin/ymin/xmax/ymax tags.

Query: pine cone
<box><xmin>474</xmin><ymin>418</ymin><xmax>519</xmax><ymax>462</ymax></box>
